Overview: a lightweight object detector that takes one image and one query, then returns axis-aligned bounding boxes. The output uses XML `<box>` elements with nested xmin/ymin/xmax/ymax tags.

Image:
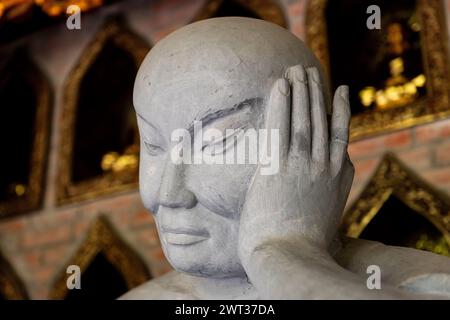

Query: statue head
<box><xmin>134</xmin><ymin>17</ymin><xmax>327</xmax><ymax>278</ymax></box>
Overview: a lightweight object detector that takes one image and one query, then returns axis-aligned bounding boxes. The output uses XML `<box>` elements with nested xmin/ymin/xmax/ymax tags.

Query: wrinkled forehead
<box><xmin>134</xmin><ymin>74</ymin><xmax>267</xmax><ymax>136</ymax></box>
<box><xmin>133</xmin><ymin>51</ymin><xmax>279</xmax><ymax>137</ymax></box>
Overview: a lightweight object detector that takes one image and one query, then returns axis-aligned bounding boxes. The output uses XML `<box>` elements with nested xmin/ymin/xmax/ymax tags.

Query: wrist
<box><xmin>239</xmin><ymin>236</ymin><xmax>329</xmax><ymax>271</ymax></box>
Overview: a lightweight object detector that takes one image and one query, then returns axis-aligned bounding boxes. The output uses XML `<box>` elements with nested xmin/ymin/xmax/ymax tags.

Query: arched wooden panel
<box><xmin>342</xmin><ymin>153</ymin><xmax>450</xmax><ymax>256</ymax></box>
<box><xmin>49</xmin><ymin>216</ymin><xmax>151</xmax><ymax>299</ymax></box>
<box><xmin>57</xmin><ymin>16</ymin><xmax>150</xmax><ymax>205</ymax></box>
<box><xmin>0</xmin><ymin>49</ymin><xmax>51</xmax><ymax>218</ymax></box>
<box><xmin>194</xmin><ymin>0</ymin><xmax>287</xmax><ymax>27</ymax></box>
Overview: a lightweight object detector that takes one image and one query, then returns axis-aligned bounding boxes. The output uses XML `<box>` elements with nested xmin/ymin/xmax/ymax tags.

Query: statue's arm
<box><xmin>243</xmin><ymin>238</ymin><xmax>424</xmax><ymax>299</ymax></box>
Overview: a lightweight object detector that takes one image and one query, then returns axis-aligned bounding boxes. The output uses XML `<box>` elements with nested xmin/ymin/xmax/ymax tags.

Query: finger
<box><xmin>330</xmin><ymin>85</ymin><xmax>351</xmax><ymax>176</ymax></box>
<box><xmin>307</xmin><ymin>67</ymin><xmax>328</xmax><ymax>166</ymax></box>
<box><xmin>286</xmin><ymin>65</ymin><xmax>310</xmax><ymax>157</ymax></box>
<box><xmin>264</xmin><ymin>78</ymin><xmax>291</xmax><ymax>160</ymax></box>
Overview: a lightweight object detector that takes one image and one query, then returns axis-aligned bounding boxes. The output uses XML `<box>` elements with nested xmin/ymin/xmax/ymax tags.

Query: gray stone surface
<box><xmin>121</xmin><ymin>17</ymin><xmax>450</xmax><ymax>300</ymax></box>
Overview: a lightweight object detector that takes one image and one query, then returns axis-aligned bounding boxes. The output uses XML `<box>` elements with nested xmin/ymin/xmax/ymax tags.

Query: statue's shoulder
<box><xmin>118</xmin><ymin>270</ymin><xmax>196</xmax><ymax>300</ymax></box>
<box><xmin>335</xmin><ymin>237</ymin><xmax>450</xmax><ymax>297</ymax></box>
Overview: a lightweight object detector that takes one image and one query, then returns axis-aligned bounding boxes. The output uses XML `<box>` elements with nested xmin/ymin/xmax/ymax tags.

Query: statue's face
<box><xmin>134</xmin><ymin>17</ymin><xmax>324</xmax><ymax>278</ymax></box>
<box><xmin>135</xmin><ymin>72</ymin><xmax>266</xmax><ymax>278</ymax></box>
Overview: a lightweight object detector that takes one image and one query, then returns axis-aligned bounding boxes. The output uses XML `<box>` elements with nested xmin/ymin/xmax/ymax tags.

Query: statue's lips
<box><xmin>162</xmin><ymin>227</ymin><xmax>209</xmax><ymax>246</ymax></box>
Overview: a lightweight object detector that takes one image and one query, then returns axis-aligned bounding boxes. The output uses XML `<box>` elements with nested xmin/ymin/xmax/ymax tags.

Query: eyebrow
<box><xmin>135</xmin><ymin>97</ymin><xmax>262</xmax><ymax>136</ymax></box>
<box><xmin>187</xmin><ymin>97</ymin><xmax>262</xmax><ymax>135</ymax></box>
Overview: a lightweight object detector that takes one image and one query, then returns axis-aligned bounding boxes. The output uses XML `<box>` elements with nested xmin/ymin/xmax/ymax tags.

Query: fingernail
<box><xmin>307</xmin><ymin>67</ymin><xmax>320</xmax><ymax>84</ymax></box>
<box><xmin>340</xmin><ymin>85</ymin><xmax>349</xmax><ymax>101</ymax></box>
<box><xmin>278</xmin><ymin>79</ymin><xmax>290</xmax><ymax>96</ymax></box>
<box><xmin>286</xmin><ymin>65</ymin><xmax>307</xmax><ymax>83</ymax></box>
<box><xmin>294</xmin><ymin>66</ymin><xmax>306</xmax><ymax>82</ymax></box>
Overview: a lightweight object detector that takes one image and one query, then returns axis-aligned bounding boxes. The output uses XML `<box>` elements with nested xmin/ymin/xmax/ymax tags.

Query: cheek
<box><xmin>186</xmin><ymin>163</ymin><xmax>256</xmax><ymax>217</ymax></box>
<box><xmin>139</xmin><ymin>156</ymin><xmax>163</xmax><ymax>213</ymax></box>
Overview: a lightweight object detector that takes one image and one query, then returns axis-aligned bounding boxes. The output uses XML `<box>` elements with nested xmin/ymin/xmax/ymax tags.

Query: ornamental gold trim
<box><xmin>0</xmin><ymin>49</ymin><xmax>52</xmax><ymax>218</ymax></box>
<box><xmin>305</xmin><ymin>0</ymin><xmax>450</xmax><ymax>141</ymax></box>
<box><xmin>56</xmin><ymin>16</ymin><xmax>150</xmax><ymax>206</ymax></box>
<box><xmin>193</xmin><ymin>0</ymin><xmax>287</xmax><ymax>27</ymax></box>
<box><xmin>49</xmin><ymin>215</ymin><xmax>151</xmax><ymax>299</ymax></box>
<box><xmin>342</xmin><ymin>153</ymin><xmax>450</xmax><ymax>250</ymax></box>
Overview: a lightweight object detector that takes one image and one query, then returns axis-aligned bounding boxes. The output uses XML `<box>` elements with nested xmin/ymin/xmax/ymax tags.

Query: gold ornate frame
<box><xmin>193</xmin><ymin>0</ymin><xmax>287</xmax><ymax>27</ymax></box>
<box><xmin>57</xmin><ymin>17</ymin><xmax>150</xmax><ymax>205</ymax></box>
<box><xmin>305</xmin><ymin>0</ymin><xmax>450</xmax><ymax>141</ymax></box>
<box><xmin>0</xmin><ymin>250</ymin><xmax>29</xmax><ymax>299</ymax></box>
<box><xmin>0</xmin><ymin>50</ymin><xmax>52</xmax><ymax>218</ymax></box>
<box><xmin>49</xmin><ymin>215</ymin><xmax>151</xmax><ymax>299</ymax></box>
<box><xmin>342</xmin><ymin>153</ymin><xmax>450</xmax><ymax>249</ymax></box>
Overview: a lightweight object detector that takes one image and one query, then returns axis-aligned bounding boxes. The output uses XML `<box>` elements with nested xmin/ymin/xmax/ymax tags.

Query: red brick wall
<box><xmin>0</xmin><ymin>0</ymin><xmax>449</xmax><ymax>299</ymax></box>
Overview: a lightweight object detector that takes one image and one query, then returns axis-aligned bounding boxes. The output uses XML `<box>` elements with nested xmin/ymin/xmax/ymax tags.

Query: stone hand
<box><xmin>239</xmin><ymin>65</ymin><xmax>354</xmax><ymax>267</ymax></box>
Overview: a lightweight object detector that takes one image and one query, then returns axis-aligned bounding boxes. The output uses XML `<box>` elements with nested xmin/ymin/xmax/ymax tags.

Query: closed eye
<box><xmin>144</xmin><ymin>141</ymin><xmax>164</xmax><ymax>156</ymax></box>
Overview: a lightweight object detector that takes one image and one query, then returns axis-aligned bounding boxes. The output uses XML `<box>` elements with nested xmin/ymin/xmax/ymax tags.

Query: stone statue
<box><xmin>121</xmin><ymin>17</ymin><xmax>450</xmax><ymax>299</ymax></box>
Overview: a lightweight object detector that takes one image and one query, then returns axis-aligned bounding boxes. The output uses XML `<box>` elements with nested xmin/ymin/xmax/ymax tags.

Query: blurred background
<box><xmin>0</xmin><ymin>0</ymin><xmax>449</xmax><ymax>299</ymax></box>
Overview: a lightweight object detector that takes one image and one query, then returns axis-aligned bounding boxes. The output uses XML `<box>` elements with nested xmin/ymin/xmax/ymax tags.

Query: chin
<box><xmin>164</xmin><ymin>244</ymin><xmax>246</xmax><ymax>278</ymax></box>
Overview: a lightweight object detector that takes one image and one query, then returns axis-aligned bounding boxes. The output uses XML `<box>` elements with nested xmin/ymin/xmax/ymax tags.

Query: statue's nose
<box><xmin>158</xmin><ymin>160</ymin><xmax>197</xmax><ymax>209</ymax></box>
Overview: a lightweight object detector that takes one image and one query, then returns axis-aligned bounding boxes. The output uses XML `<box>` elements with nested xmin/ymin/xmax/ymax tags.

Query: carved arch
<box><xmin>49</xmin><ymin>215</ymin><xmax>151</xmax><ymax>299</ymax></box>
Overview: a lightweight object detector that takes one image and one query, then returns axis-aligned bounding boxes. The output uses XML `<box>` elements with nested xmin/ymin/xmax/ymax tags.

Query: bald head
<box><xmin>134</xmin><ymin>17</ymin><xmax>327</xmax><ymax>119</ymax></box>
